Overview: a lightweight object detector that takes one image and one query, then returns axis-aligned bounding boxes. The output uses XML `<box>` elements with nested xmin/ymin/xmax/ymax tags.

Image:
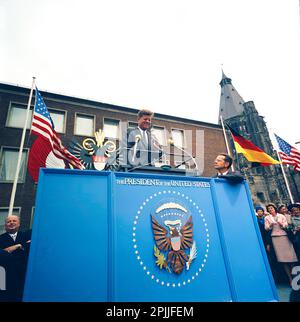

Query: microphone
<box><xmin>132</xmin><ymin>134</ymin><xmax>142</xmax><ymax>163</ymax></box>
<box><xmin>168</xmin><ymin>138</ymin><xmax>174</xmax><ymax>146</ymax></box>
<box><xmin>135</xmin><ymin>134</ymin><xmax>142</xmax><ymax>143</ymax></box>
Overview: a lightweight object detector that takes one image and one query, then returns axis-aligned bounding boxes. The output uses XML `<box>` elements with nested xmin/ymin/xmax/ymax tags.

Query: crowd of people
<box><xmin>255</xmin><ymin>203</ymin><xmax>300</xmax><ymax>288</ymax></box>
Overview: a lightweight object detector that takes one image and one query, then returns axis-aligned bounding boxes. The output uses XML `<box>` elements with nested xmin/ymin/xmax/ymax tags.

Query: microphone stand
<box><xmin>131</xmin><ymin>135</ymin><xmax>141</xmax><ymax>163</ymax></box>
<box><xmin>170</xmin><ymin>142</ymin><xmax>199</xmax><ymax>171</ymax></box>
<box><xmin>174</xmin><ymin>157</ymin><xmax>193</xmax><ymax>169</ymax></box>
<box><xmin>127</xmin><ymin>154</ymin><xmax>163</xmax><ymax>172</ymax></box>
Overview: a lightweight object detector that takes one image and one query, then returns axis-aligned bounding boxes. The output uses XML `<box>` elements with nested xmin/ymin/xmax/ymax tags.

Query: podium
<box><xmin>23</xmin><ymin>168</ymin><xmax>278</xmax><ymax>302</ymax></box>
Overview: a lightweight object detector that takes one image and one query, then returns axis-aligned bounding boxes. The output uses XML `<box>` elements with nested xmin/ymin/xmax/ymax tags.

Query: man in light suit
<box><xmin>0</xmin><ymin>215</ymin><xmax>31</xmax><ymax>301</ymax></box>
<box><xmin>214</xmin><ymin>153</ymin><xmax>244</xmax><ymax>184</ymax></box>
<box><xmin>126</xmin><ymin>109</ymin><xmax>163</xmax><ymax>167</ymax></box>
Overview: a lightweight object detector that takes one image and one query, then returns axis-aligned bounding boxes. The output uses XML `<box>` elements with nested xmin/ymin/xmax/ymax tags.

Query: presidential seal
<box><xmin>151</xmin><ymin>202</ymin><xmax>197</xmax><ymax>275</ymax></box>
<box><xmin>133</xmin><ymin>190</ymin><xmax>209</xmax><ymax>288</ymax></box>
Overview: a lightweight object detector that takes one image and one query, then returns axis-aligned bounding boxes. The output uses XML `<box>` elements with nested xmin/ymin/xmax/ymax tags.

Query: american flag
<box><xmin>31</xmin><ymin>87</ymin><xmax>84</xmax><ymax>170</ymax></box>
<box><xmin>275</xmin><ymin>134</ymin><xmax>300</xmax><ymax>172</ymax></box>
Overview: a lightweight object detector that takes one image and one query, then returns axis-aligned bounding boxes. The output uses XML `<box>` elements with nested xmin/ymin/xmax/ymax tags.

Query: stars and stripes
<box><xmin>275</xmin><ymin>134</ymin><xmax>300</xmax><ymax>172</ymax></box>
<box><xmin>28</xmin><ymin>87</ymin><xmax>84</xmax><ymax>182</ymax></box>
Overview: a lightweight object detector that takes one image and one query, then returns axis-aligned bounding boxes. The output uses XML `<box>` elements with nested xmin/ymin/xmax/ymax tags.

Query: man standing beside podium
<box><xmin>214</xmin><ymin>153</ymin><xmax>244</xmax><ymax>183</ymax></box>
<box><xmin>0</xmin><ymin>215</ymin><xmax>31</xmax><ymax>301</ymax></box>
<box><xmin>127</xmin><ymin>109</ymin><xmax>162</xmax><ymax>167</ymax></box>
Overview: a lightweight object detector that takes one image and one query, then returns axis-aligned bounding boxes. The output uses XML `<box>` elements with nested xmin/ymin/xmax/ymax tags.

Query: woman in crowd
<box><xmin>278</xmin><ymin>204</ymin><xmax>292</xmax><ymax>226</ymax></box>
<box><xmin>264</xmin><ymin>203</ymin><xmax>298</xmax><ymax>284</ymax></box>
<box><xmin>288</xmin><ymin>203</ymin><xmax>300</xmax><ymax>261</ymax></box>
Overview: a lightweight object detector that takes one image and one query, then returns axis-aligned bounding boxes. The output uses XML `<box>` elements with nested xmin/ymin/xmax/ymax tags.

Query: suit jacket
<box><xmin>126</xmin><ymin>127</ymin><xmax>162</xmax><ymax>166</ymax></box>
<box><xmin>257</xmin><ymin>218</ymin><xmax>272</xmax><ymax>248</ymax></box>
<box><xmin>215</xmin><ymin>169</ymin><xmax>244</xmax><ymax>184</ymax></box>
<box><xmin>0</xmin><ymin>230</ymin><xmax>31</xmax><ymax>301</ymax></box>
<box><xmin>0</xmin><ymin>230</ymin><xmax>31</xmax><ymax>251</ymax></box>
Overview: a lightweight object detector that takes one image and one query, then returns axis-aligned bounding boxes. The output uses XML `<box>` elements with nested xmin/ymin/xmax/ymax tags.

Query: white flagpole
<box><xmin>220</xmin><ymin>115</ymin><xmax>235</xmax><ymax>171</ymax></box>
<box><xmin>8</xmin><ymin>77</ymin><xmax>36</xmax><ymax>216</ymax></box>
<box><xmin>276</xmin><ymin>150</ymin><xmax>294</xmax><ymax>203</ymax></box>
<box><xmin>270</xmin><ymin>130</ymin><xmax>295</xmax><ymax>204</ymax></box>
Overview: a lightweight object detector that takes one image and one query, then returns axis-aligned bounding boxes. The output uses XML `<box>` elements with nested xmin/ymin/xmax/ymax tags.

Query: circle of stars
<box><xmin>132</xmin><ymin>190</ymin><xmax>210</xmax><ymax>288</ymax></box>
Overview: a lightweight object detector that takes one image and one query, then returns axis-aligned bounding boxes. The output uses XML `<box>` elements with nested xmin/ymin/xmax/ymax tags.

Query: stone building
<box><xmin>219</xmin><ymin>72</ymin><xmax>299</xmax><ymax>205</ymax></box>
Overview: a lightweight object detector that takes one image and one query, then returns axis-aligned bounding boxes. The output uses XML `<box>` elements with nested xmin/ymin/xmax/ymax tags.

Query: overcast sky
<box><xmin>1</xmin><ymin>0</ymin><xmax>299</xmax><ymax>150</ymax></box>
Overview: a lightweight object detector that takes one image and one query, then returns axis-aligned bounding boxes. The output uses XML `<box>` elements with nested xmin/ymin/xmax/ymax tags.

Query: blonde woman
<box><xmin>265</xmin><ymin>203</ymin><xmax>298</xmax><ymax>284</ymax></box>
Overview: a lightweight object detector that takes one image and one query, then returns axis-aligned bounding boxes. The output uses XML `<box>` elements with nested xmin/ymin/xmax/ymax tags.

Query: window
<box><xmin>0</xmin><ymin>148</ymin><xmax>28</xmax><ymax>182</ymax></box>
<box><xmin>49</xmin><ymin>110</ymin><xmax>65</xmax><ymax>133</ymax></box>
<box><xmin>75</xmin><ymin>114</ymin><xmax>94</xmax><ymax>136</ymax></box>
<box><xmin>6</xmin><ymin>103</ymin><xmax>32</xmax><ymax>129</ymax></box>
<box><xmin>270</xmin><ymin>191</ymin><xmax>278</xmax><ymax>201</ymax></box>
<box><xmin>171</xmin><ymin>129</ymin><xmax>184</xmax><ymax>148</ymax></box>
<box><xmin>257</xmin><ymin>192</ymin><xmax>265</xmax><ymax>203</ymax></box>
<box><xmin>103</xmin><ymin>119</ymin><xmax>120</xmax><ymax>139</ymax></box>
<box><xmin>0</xmin><ymin>208</ymin><xmax>21</xmax><ymax>234</ymax></box>
<box><xmin>152</xmin><ymin>126</ymin><xmax>166</xmax><ymax>146</ymax></box>
<box><xmin>256</xmin><ymin>167</ymin><xmax>262</xmax><ymax>174</ymax></box>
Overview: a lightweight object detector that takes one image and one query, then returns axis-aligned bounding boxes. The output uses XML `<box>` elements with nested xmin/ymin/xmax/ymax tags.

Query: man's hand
<box><xmin>3</xmin><ymin>244</ymin><xmax>23</xmax><ymax>253</ymax></box>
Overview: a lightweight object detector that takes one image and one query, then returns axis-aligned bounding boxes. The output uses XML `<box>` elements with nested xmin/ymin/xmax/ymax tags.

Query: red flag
<box><xmin>28</xmin><ymin>87</ymin><xmax>84</xmax><ymax>182</ymax></box>
<box><xmin>28</xmin><ymin>136</ymin><xmax>67</xmax><ymax>182</ymax></box>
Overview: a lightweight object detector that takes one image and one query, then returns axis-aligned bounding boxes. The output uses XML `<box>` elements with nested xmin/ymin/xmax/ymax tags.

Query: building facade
<box><xmin>0</xmin><ymin>82</ymin><xmax>227</xmax><ymax>232</ymax></box>
<box><xmin>219</xmin><ymin>72</ymin><xmax>300</xmax><ymax>205</ymax></box>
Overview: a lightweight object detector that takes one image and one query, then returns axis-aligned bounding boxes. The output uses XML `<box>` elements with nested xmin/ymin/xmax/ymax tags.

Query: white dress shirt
<box><xmin>9</xmin><ymin>232</ymin><xmax>18</xmax><ymax>242</ymax></box>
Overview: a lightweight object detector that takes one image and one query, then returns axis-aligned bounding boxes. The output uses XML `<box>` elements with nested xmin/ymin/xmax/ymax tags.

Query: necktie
<box><xmin>143</xmin><ymin>130</ymin><xmax>148</xmax><ymax>145</ymax></box>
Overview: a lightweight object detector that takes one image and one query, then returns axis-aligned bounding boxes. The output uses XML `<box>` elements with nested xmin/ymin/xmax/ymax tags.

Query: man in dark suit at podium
<box><xmin>0</xmin><ymin>215</ymin><xmax>31</xmax><ymax>301</ymax></box>
<box><xmin>127</xmin><ymin>109</ymin><xmax>163</xmax><ymax>167</ymax></box>
<box><xmin>214</xmin><ymin>153</ymin><xmax>244</xmax><ymax>183</ymax></box>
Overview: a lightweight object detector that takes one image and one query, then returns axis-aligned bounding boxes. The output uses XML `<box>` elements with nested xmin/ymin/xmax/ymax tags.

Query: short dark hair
<box><xmin>219</xmin><ymin>153</ymin><xmax>232</xmax><ymax>168</ymax></box>
<box><xmin>137</xmin><ymin>109</ymin><xmax>154</xmax><ymax>119</ymax></box>
<box><xmin>278</xmin><ymin>204</ymin><xmax>287</xmax><ymax>212</ymax></box>
<box><xmin>288</xmin><ymin>203</ymin><xmax>300</xmax><ymax>212</ymax></box>
<box><xmin>266</xmin><ymin>203</ymin><xmax>278</xmax><ymax>213</ymax></box>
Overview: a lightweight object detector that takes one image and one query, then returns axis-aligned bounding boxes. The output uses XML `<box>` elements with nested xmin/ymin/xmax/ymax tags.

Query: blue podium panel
<box><xmin>23</xmin><ymin>169</ymin><xmax>278</xmax><ymax>302</ymax></box>
<box><xmin>211</xmin><ymin>179</ymin><xmax>278</xmax><ymax>302</ymax></box>
<box><xmin>113</xmin><ymin>173</ymin><xmax>232</xmax><ymax>301</ymax></box>
<box><xmin>23</xmin><ymin>170</ymin><xmax>110</xmax><ymax>302</ymax></box>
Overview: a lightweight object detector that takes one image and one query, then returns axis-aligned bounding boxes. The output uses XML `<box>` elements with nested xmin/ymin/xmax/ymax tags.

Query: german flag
<box><xmin>227</xmin><ymin>125</ymin><xmax>280</xmax><ymax>166</ymax></box>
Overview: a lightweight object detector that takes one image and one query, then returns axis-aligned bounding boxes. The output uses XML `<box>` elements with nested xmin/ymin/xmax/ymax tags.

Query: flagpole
<box><xmin>8</xmin><ymin>77</ymin><xmax>36</xmax><ymax>216</ymax></box>
<box><xmin>276</xmin><ymin>150</ymin><xmax>294</xmax><ymax>203</ymax></box>
<box><xmin>220</xmin><ymin>115</ymin><xmax>235</xmax><ymax>171</ymax></box>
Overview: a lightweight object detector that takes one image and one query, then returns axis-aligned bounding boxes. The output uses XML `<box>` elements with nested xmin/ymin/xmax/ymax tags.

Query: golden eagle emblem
<box><xmin>69</xmin><ymin>129</ymin><xmax>119</xmax><ymax>170</ymax></box>
<box><xmin>151</xmin><ymin>202</ymin><xmax>197</xmax><ymax>275</ymax></box>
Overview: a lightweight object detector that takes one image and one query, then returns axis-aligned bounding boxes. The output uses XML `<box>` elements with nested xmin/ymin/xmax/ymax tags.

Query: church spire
<box><xmin>219</xmin><ymin>71</ymin><xmax>244</xmax><ymax>122</ymax></box>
